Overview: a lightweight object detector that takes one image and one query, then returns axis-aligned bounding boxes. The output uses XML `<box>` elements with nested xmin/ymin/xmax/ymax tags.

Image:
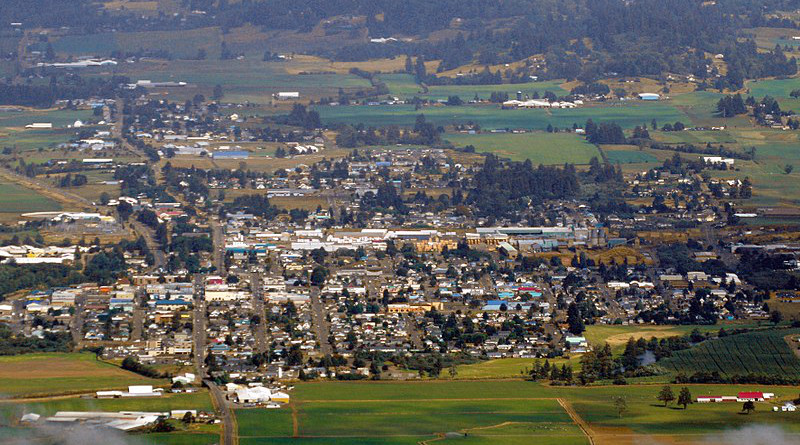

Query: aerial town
<box><xmin>4</xmin><ymin>1</ymin><xmax>800</xmax><ymax>444</ymax></box>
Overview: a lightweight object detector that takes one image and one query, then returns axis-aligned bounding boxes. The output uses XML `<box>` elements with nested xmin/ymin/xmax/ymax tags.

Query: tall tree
<box><xmin>677</xmin><ymin>387</ymin><xmax>692</xmax><ymax>409</ymax></box>
<box><xmin>657</xmin><ymin>385</ymin><xmax>675</xmax><ymax>407</ymax></box>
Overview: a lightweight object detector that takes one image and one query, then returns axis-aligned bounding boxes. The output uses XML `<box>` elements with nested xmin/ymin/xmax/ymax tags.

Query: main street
<box><xmin>309</xmin><ymin>287</ymin><xmax>332</xmax><ymax>356</ymax></box>
<box><xmin>249</xmin><ymin>272</ymin><xmax>269</xmax><ymax>354</ymax></box>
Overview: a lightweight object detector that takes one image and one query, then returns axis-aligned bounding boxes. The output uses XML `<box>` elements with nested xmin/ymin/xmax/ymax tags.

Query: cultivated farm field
<box><xmin>657</xmin><ymin>329</ymin><xmax>800</xmax><ymax>377</ymax></box>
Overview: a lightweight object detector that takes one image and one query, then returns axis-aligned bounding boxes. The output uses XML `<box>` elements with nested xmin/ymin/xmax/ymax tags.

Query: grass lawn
<box><xmin>0</xmin><ymin>352</ymin><xmax>165</xmax><ymax>397</ymax></box>
<box><xmin>445</xmin><ymin>132</ymin><xmax>601</xmax><ymax>164</ymax></box>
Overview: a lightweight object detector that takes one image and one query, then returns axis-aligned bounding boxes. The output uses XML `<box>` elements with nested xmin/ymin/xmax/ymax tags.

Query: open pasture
<box><xmin>445</xmin><ymin>132</ymin><xmax>601</xmax><ymax>164</ymax></box>
<box><xmin>0</xmin><ymin>353</ymin><xmax>164</xmax><ymax>397</ymax></box>
<box><xmin>747</xmin><ymin>77</ymin><xmax>800</xmax><ymax>111</ymax></box>
<box><xmin>114</xmin><ymin>58</ymin><xmax>371</xmax><ymax>104</ymax></box>
<box><xmin>317</xmin><ymin>101</ymin><xmax>689</xmax><ymax>131</ymax></box>
<box><xmin>237</xmin><ymin>381</ymin><xmax>800</xmax><ymax>444</ymax></box>
<box><xmin>0</xmin><ymin>179</ymin><xmax>61</xmax><ymax>216</ymax></box>
<box><xmin>237</xmin><ymin>387</ymin><xmax>586</xmax><ymax>445</ymax></box>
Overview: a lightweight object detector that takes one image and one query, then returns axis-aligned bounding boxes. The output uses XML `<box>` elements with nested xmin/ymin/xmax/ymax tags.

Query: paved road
<box><xmin>249</xmin><ymin>273</ymin><xmax>269</xmax><ymax>354</ymax></box>
<box><xmin>70</xmin><ymin>295</ymin><xmax>85</xmax><ymax>347</ymax></box>
<box><xmin>211</xmin><ymin>220</ymin><xmax>225</xmax><ymax>273</ymax></box>
<box><xmin>205</xmin><ymin>379</ymin><xmax>237</xmax><ymax>445</ymax></box>
<box><xmin>131</xmin><ymin>288</ymin><xmax>144</xmax><ymax>341</ymax></box>
<box><xmin>193</xmin><ymin>274</ymin><xmax>207</xmax><ymax>377</ymax></box>
<box><xmin>309</xmin><ymin>287</ymin><xmax>333</xmax><ymax>356</ymax></box>
<box><xmin>404</xmin><ymin>314</ymin><xmax>424</xmax><ymax>349</ymax></box>
<box><xmin>131</xmin><ymin>219</ymin><xmax>166</xmax><ymax>270</ymax></box>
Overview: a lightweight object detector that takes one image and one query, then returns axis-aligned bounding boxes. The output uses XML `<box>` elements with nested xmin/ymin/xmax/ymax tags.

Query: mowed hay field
<box><xmin>445</xmin><ymin>132</ymin><xmax>601</xmax><ymax>164</ymax></box>
<box><xmin>0</xmin><ymin>352</ymin><xmax>165</xmax><ymax>397</ymax></box>
<box><xmin>236</xmin><ymin>381</ymin><xmax>800</xmax><ymax>445</ymax></box>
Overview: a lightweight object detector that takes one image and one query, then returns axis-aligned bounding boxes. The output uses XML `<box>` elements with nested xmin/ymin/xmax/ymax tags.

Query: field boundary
<box><xmin>558</xmin><ymin>398</ymin><xmax>595</xmax><ymax>445</ymax></box>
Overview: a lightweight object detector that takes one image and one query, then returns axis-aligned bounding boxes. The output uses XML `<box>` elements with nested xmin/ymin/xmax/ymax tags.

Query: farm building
<box><xmin>275</xmin><ymin>92</ymin><xmax>300</xmax><ymax>100</ymax></box>
<box><xmin>235</xmin><ymin>386</ymin><xmax>272</xmax><ymax>404</ymax></box>
<box><xmin>737</xmin><ymin>392</ymin><xmax>773</xmax><ymax>402</ymax></box>
<box><xmin>212</xmin><ymin>150</ymin><xmax>249</xmax><ymax>160</ymax></box>
<box><xmin>638</xmin><ymin>93</ymin><xmax>660</xmax><ymax>100</ymax></box>
<box><xmin>774</xmin><ymin>402</ymin><xmax>796</xmax><ymax>412</ymax></box>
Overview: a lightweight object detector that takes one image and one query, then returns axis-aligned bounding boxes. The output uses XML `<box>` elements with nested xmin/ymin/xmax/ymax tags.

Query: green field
<box><xmin>53</xmin><ymin>27</ymin><xmax>223</xmax><ymax>59</ymax></box>
<box><xmin>455</xmin><ymin>357</ymin><xmax>581</xmax><ymax>380</ymax></box>
<box><xmin>445</xmin><ymin>132</ymin><xmax>601</xmax><ymax>164</ymax></box>
<box><xmin>0</xmin><ymin>353</ymin><xmax>165</xmax><ymax>397</ymax></box>
<box><xmin>237</xmin><ymin>391</ymin><xmax>586</xmax><ymax>445</ymax></box>
<box><xmin>0</xmin><ymin>109</ymin><xmax>93</xmax><ymax>129</ymax></box>
<box><xmin>0</xmin><ymin>180</ymin><xmax>61</xmax><ymax>215</ymax></box>
<box><xmin>113</xmin><ymin>59</ymin><xmax>371</xmax><ymax>104</ymax></box>
<box><xmin>747</xmin><ymin>77</ymin><xmax>800</xmax><ymax>111</ymax></box>
<box><xmin>1</xmin><ymin>391</ymin><xmax>213</xmax><ymax>415</ymax></box>
<box><xmin>658</xmin><ymin>329</ymin><xmax>800</xmax><ymax>377</ymax></box>
<box><xmin>0</xmin><ymin>391</ymin><xmax>217</xmax><ymax>445</ymax></box>
<box><xmin>316</xmin><ymin>102</ymin><xmax>689</xmax><ymax>131</ymax></box>
<box><xmin>379</xmin><ymin>74</ymin><xmax>569</xmax><ymax>100</ymax></box>
<box><xmin>604</xmin><ymin>149</ymin><xmax>659</xmax><ymax>164</ymax></box>
<box><xmin>236</xmin><ymin>381</ymin><xmax>800</xmax><ymax>444</ymax></box>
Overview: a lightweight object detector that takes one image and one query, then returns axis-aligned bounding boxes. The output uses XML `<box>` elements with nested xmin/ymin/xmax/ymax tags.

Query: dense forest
<box><xmin>466</xmin><ymin>154</ymin><xmax>579</xmax><ymax>218</ymax></box>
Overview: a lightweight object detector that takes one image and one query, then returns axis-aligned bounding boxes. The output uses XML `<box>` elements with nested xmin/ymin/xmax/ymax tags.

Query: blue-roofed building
<box><xmin>109</xmin><ymin>298</ymin><xmax>135</xmax><ymax>312</ymax></box>
<box><xmin>152</xmin><ymin>299</ymin><xmax>192</xmax><ymax>310</ymax></box>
